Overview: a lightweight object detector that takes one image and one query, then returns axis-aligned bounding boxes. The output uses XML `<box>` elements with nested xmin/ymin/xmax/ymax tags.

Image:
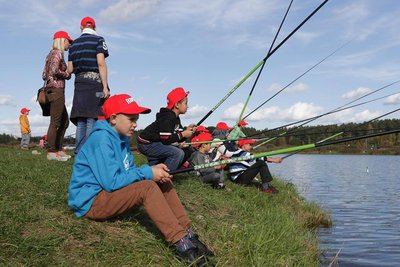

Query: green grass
<box><xmin>0</xmin><ymin>146</ymin><xmax>331</xmax><ymax>266</ymax></box>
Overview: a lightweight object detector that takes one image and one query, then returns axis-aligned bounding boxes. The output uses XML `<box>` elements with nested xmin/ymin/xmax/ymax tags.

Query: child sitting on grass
<box><xmin>228</xmin><ymin>139</ymin><xmax>282</xmax><ymax>194</ymax></box>
<box><xmin>68</xmin><ymin>94</ymin><xmax>212</xmax><ymax>265</ymax></box>
<box><xmin>189</xmin><ymin>132</ymin><xmax>225</xmax><ymax>189</ymax></box>
<box><xmin>137</xmin><ymin>87</ymin><xmax>197</xmax><ymax>171</ymax></box>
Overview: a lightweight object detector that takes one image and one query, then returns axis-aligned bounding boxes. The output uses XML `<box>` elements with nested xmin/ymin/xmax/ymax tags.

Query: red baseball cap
<box><xmin>195</xmin><ymin>125</ymin><xmax>209</xmax><ymax>133</ymax></box>
<box><xmin>81</xmin><ymin>16</ymin><xmax>96</xmax><ymax>27</ymax></box>
<box><xmin>238</xmin><ymin>120</ymin><xmax>248</xmax><ymax>126</ymax></box>
<box><xmin>191</xmin><ymin>132</ymin><xmax>213</xmax><ymax>148</ymax></box>
<box><xmin>167</xmin><ymin>87</ymin><xmax>190</xmax><ymax>109</ymax></box>
<box><xmin>216</xmin><ymin>122</ymin><xmax>231</xmax><ymax>130</ymax></box>
<box><xmin>238</xmin><ymin>139</ymin><xmax>256</xmax><ymax>148</ymax></box>
<box><xmin>20</xmin><ymin>108</ymin><xmax>30</xmax><ymax>114</ymax></box>
<box><xmin>53</xmin><ymin>31</ymin><xmax>73</xmax><ymax>42</ymax></box>
<box><xmin>102</xmin><ymin>94</ymin><xmax>151</xmax><ymax>119</ymax></box>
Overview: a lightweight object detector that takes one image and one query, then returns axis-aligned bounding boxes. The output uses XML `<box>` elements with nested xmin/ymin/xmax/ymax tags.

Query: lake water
<box><xmin>270</xmin><ymin>154</ymin><xmax>400</xmax><ymax>267</ymax></box>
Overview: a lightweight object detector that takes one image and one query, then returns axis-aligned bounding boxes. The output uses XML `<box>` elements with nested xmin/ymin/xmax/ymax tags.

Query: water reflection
<box><xmin>270</xmin><ymin>154</ymin><xmax>400</xmax><ymax>267</ymax></box>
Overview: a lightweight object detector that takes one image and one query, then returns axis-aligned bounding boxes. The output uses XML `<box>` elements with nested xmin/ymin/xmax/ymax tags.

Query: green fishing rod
<box><xmin>184</xmin><ymin>91</ymin><xmax>400</xmax><ymax>147</ymax></box>
<box><xmin>252</xmin><ymin>90</ymin><xmax>400</xmax><ymax>149</ymax></box>
<box><xmin>197</xmin><ymin>0</ymin><xmax>330</xmax><ymax>125</ymax></box>
<box><xmin>281</xmin><ymin>107</ymin><xmax>400</xmax><ymax>159</ymax></box>
<box><xmin>248</xmin><ymin>80</ymin><xmax>400</xmax><ymax>139</ymax></box>
<box><xmin>242</xmin><ymin>40</ymin><xmax>352</xmax><ymax>121</ymax></box>
<box><xmin>170</xmin><ymin>128</ymin><xmax>400</xmax><ymax>174</ymax></box>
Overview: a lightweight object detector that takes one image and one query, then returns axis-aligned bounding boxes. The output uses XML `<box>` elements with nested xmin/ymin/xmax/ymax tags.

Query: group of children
<box><xmin>67</xmin><ymin>87</ymin><xmax>283</xmax><ymax>265</ymax></box>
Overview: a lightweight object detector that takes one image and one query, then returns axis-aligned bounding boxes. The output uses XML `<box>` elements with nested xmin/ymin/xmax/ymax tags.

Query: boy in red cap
<box><xmin>68</xmin><ymin>94</ymin><xmax>212</xmax><ymax>264</ymax></box>
<box><xmin>226</xmin><ymin>119</ymin><xmax>248</xmax><ymax>151</ymax></box>
<box><xmin>228</xmin><ymin>139</ymin><xmax>282</xmax><ymax>194</ymax></box>
<box><xmin>188</xmin><ymin>132</ymin><xmax>225</xmax><ymax>189</ymax></box>
<box><xmin>138</xmin><ymin>87</ymin><xmax>197</xmax><ymax>171</ymax></box>
<box><xmin>19</xmin><ymin>108</ymin><xmax>31</xmax><ymax>150</ymax></box>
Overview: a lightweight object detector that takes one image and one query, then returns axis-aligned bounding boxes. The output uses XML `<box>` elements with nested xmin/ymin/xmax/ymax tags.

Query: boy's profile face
<box><xmin>199</xmin><ymin>142</ymin><xmax>211</xmax><ymax>153</ymax></box>
<box><xmin>111</xmin><ymin>113</ymin><xmax>139</xmax><ymax>137</ymax></box>
<box><xmin>175</xmin><ymin>97</ymin><xmax>188</xmax><ymax>114</ymax></box>
<box><xmin>241</xmin><ymin>143</ymin><xmax>252</xmax><ymax>152</ymax></box>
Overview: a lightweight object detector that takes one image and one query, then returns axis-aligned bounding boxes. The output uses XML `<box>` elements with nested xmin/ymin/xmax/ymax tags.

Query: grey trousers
<box><xmin>21</xmin><ymin>133</ymin><xmax>30</xmax><ymax>148</ymax></box>
<box><xmin>199</xmin><ymin>169</ymin><xmax>225</xmax><ymax>185</ymax></box>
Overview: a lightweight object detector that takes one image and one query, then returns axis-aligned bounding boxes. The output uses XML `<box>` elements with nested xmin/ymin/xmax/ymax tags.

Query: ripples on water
<box><xmin>270</xmin><ymin>154</ymin><xmax>400</xmax><ymax>267</ymax></box>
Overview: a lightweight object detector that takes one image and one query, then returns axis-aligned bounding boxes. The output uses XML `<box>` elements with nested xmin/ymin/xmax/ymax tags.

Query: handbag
<box><xmin>37</xmin><ymin>81</ymin><xmax>48</xmax><ymax>105</ymax></box>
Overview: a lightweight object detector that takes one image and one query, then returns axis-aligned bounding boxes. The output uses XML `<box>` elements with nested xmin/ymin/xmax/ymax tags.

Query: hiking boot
<box><xmin>58</xmin><ymin>150</ymin><xmax>71</xmax><ymax>159</ymax></box>
<box><xmin>190</xmin><ymin>236</ymin><xmax>215</xmax><ymax>257</ymax></box>
<box><xmin>47</xmin><ymin>152</ymin><xmax>69</xmax><ymax>162</ymax></box>
<box><xmin>262</xmin><ymin>186</ymin><xmax>279</xmax><ymax>194</ymax></box>
<box><xmin>176</xmin><ymin>247</ymin><xmax>207</xmax><ymax>266</ymax></box>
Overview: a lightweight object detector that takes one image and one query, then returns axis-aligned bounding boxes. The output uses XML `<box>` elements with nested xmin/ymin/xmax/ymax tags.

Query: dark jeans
<box><xmin>234</xmin><ymin>160</ymin><xmax>273</xmax><ymax>185</ymax></box>
<box><xmin>137</xmin><ymin>142</ymin><xmax>185</xmax><ymax>171</ymax></box>
<box><xmin>47</xmin><ymin>90</ymin><xmax>69</xmax><ymax>152</ymax></box>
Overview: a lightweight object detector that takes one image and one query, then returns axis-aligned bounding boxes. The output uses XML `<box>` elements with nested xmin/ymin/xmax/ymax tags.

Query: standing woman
<box><xmin>42</xmin><ymin>31</ymin><xmax>73</xmax><ymax>161</ymax></box>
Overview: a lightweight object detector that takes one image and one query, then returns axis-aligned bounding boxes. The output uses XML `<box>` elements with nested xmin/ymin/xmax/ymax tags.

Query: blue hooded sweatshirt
<box><xmin>68</xmin><ymin>120</ymin><xmax>153</xmax><ymax>217</ymax></box>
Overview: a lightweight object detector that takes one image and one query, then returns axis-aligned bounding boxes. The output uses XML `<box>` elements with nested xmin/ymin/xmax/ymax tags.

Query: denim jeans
<box><xmin>20</xmin><ymin>133</ymin><xmax>30</xmax><ymax>148</ymax></box>
<box><xmin>75</xmin><ymin>118</ymin><xmax>96</xmax><ymax>154</ymax></box>
<box><xmin>137</xmin><ymin>142</ymin><xmax>185</xmax><ymax>171</ymax></box>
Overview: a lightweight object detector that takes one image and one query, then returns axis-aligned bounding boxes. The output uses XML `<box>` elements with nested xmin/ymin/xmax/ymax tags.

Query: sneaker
<box><xmin>213</xmin><ymin>183</ymin><xmax>225</xmax><ymax>190</ymax></box>
<box><xmin>58</xmin><ymin>150</ymin><xmax>71</xmax><ymax>159</ymax></box>
<box><xmin>262</xmin><ymin>186</ymin><xmax>279</xmax><ymax>194</ymax></box>
<box><xmin>190</xmin><ymin>236</ymin><xmax>215</xmax><ymax>257</ymax></box>
<box><xmin>47</xmin><ymin>152</ymin><xmax>69</xmax><ymax>162</ymax></box>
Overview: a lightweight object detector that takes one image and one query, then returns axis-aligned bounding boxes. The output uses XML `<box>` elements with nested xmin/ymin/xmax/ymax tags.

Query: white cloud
<box><xmin>181</xmin><ymin>104</ymin><xmax>208</xmax><ymax>119</ymax></box>
<box><xmin>384</xmin><ymin>93</ymin><xmax>400</xmax><ymax>105</ymax></box>
<box><xmin>351</xmin><ymin>109</ymin><xmax>381</xmax><ymax>123</ymax></box>
<box><xmin>0</xmin><ymin>95</ymin><xmax>14</xmax><ymax>106</ymax></box>
<box><xmin>267</xmin><ymin>82</ymin><xmax>309</xmax><ymax>93</ymax></box>
<box><xmin>294</xmin><ymin>31</ymin><xmax>319</xmax><ymax>44</ymax></box>
<box><xmin>99</xmin><ymin>0</ymin><xmax>160</xmax><ymax>22</ymax></box>
<box><xmin>342</xmin><ymin>87</ymin><xmax>371</xmax><ymax>99</ymax></box>
<box><xmin>223</xmin><ymin>102</ymin><xmax>323</xmax><ymax>123</ymax></box>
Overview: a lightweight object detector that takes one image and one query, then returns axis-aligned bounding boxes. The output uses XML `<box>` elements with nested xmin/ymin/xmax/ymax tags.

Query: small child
<box><xmin>68</xmin><ymin>94</ymin><xmax>212</xmax><ymax>264</ymax></box>
<box><xmin>189</xmin><ymin>132</ymin><xmax>225</xmax><ymax>189</ymax></box>
<box><xmin>138</xmin><ymin>87</ymin><xmax>196</xmax><ymax>171</ymax></box>
<box><xmin>228</xmin><ymin>139</ymin><xmax>282</xmax><ymax>194</ymax></box>
<box><xmin>226</xmin><ymin>120</ymin><xmax>248</xmax><ymax>151</ymax></box>
<box><xmin>19</xmin><ymin>107</ymin><xmax>31</xmax><ymax>150</ymax></box>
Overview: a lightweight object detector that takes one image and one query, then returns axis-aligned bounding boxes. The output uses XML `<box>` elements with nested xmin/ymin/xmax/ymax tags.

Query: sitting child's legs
<box><xmin>85</xmin><ymin>180</ymin><xmax>188</xmax><ymax>244</ymax></box>
<box><xmin>138</xmin><ymin>142</ymin><xmax>184</xmax><ymax>171</ymax></box>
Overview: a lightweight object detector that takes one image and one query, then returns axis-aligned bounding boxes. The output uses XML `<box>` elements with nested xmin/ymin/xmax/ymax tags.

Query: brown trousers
<box><xmin>85</xmin><ymin>180</ymin><xmax>191</xmax><ymax>244</ymax></box>
<box><xmin>46</xmin><ymin>88</ymin><xmax>69</xmax><ymax>152</ymax></box>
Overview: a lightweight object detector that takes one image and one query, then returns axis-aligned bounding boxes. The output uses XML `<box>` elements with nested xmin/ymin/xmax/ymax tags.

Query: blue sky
<box><xmin>1</xmin><ymin>0</ymin><xmax>400</xmax><ymax>137</ymax></box>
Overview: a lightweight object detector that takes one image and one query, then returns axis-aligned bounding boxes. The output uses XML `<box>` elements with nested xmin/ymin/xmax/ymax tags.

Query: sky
<box><xmin>1</xmin><ymin>0</ymin><xmax>400</xmax><ymax>138</ymax></box>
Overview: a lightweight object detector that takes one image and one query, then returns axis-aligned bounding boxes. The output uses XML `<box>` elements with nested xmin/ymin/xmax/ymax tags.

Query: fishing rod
<box><xmin>248</xmin><ymin>81</ymin><xmax>400</xmax><ymax>139</ymax></box>
<box><xmin>235</xmin><ymin>0</ymin><xmax>293</xmax><ymax>126</ymax></box>
<box><xmin>170</xmin><ymin>128</ymin><xmax>400</xmax><ymax>174</ymax></box>
<box><xmin>243</xmin><ymin>40</ymin><xmax>352</xmax><ymax>120</ymax></box>
<box><xmin>197</xmin><ymin>0</ymin><xmax>330</xmax><ymax>125</ymax></box>
<box><xmin>252</xmin><ymin>90</ymin><xmax>400</xmax><ymax>149</ymax></box>
<box><xmin>281</xmin><ymin>107</ymin><xmax>400</xmax><ymax>159</ymax></box>
<box><xmin>184</xmin><ymin>91</ymin><xmax>400</xmax><ymax>147</ymax></box>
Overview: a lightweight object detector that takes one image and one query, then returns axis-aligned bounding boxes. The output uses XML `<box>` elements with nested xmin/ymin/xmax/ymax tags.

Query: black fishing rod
<box><xmin>281</xmin><ymin>107</ymin><xmax>400</xmax><ymax>159</ymax></box>
<box><xmin>170</xmin><ymin>128</ymin><xmax>400</xmax><ymax>175</ymax></box>
<box><xmin>197</xmin><ymin>0</ymin><xmax>330</xmax><ymax>125</ymax></box>
<box><xmin>185</xmin><ymin>91</ymin><xmax>400</xmax><ymax>147</ymax></box>
<box><xmin>243</xmin><ymin>40</ymin><xmax>352</xmax><ymax>120</ymax></box>
<box><xmin>253</xmin><ymin>91</ymin><xmax>400</xmax><ymax>149</ymax></box>
<box><xmin>235</xmin><ymin>0</ymin><xmax>293</xmax><ymax>125</ymax></box>
<box><xmin>248</xmin><ymin>81</ymin><xmax>400</xmax><ymax>139</ymax></box>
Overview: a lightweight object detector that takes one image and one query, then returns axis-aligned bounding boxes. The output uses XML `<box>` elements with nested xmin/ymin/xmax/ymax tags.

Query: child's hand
<box><xmin>182</xmin><ymin>128</ymin><xmax>194</xmax><ymax>138</ymax></box>
<box><xmin>179</xmin><ymin>142</ymin><xmax>189</xmax><ymax>148</ymax></box>
<box><xmin>266</xmin><ymin>157</ymin><xmax>283</xmax><ymax>164</ymax></box>
<box><xmin>152</xmin><ymin>164</ymin><xmax>172</xmax><ymax>182</ymax></box>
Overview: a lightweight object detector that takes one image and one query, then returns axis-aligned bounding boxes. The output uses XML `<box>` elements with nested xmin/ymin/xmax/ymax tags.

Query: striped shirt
<box><xmin>228</xmin><ymin>150</ymin><xmax>261</xmax><ymax>181</ymax></box>
<box><xmin>68</xmin><ymin>32</ymin><xmax>109</xmax><ymax>74</ymax></box>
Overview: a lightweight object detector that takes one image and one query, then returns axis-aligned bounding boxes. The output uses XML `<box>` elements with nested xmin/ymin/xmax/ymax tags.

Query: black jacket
<box><xmin>139</xmin><ymin>108</ymin><xmax>184</xmax><ymax>145</ymax></box>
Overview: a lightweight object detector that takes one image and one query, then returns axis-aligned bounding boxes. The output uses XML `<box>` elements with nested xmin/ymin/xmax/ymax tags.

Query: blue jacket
<box><xmin>68</xmin><ymin>120</ymin><xmax>153</xmax><ymax>217</ymax></box>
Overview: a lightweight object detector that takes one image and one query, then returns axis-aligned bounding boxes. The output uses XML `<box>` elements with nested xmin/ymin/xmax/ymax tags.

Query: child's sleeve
<box><xmin>158</xmin><ymin>117</ymin><xmax>183</xmax><ymax>144</ymax></box>
<box><xmin>88</xmin><ymin>142</ymin><xmax>153</xmax><ymax>192</ymax></box>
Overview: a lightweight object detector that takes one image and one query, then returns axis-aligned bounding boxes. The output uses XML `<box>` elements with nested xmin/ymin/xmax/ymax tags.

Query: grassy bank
<box><xmin>0</xmin><ymin>146</ymin><xmax>331</xmax><ymax>266</ymax></box>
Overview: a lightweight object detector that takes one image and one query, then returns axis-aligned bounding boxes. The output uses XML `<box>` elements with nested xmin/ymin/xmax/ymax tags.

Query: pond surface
<box><xmin>270</xmin><ymin>154</ymin><xmax>400</xmax><ymax>266</ymax></box>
